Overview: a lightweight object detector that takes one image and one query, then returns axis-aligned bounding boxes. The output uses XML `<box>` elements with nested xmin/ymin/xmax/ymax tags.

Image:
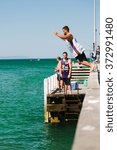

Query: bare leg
<box><xmin>60</xmin><ymin>80</ymin><xmax>63</xmax><ymax>89</ymax></box>
<box><xmin>82</xmin><ymin>61</ymin><xmax>94</xmax><ymax>72</ymax></box>
<box><xmin>68</xmin><ymin>85</ymin><xmax>72</xmax><ymax>94</ymax></box>
<box><xmin>64</xmin><ymin>85</ymin><xmax>67</xmax><ymax>94</ymax></box>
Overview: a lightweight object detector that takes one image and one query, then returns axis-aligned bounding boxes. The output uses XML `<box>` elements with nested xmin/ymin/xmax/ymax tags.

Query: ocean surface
<box><xmin>0</xmin><ymin>59</ymin><xmax>77</xmax><ymax>150</ymax></box>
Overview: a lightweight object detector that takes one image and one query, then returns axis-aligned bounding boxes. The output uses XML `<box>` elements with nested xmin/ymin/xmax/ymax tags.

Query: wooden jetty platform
<box><xmin>44</xmin><ymin>64</ymin><xmax>90</xmax><ymax>123</ymax></box>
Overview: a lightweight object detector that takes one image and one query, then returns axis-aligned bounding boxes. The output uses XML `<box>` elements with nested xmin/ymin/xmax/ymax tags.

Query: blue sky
<box><xmin>0</xmin><ymin>0</ymin><xmax>100</xmax><ymax>58</ymax></box>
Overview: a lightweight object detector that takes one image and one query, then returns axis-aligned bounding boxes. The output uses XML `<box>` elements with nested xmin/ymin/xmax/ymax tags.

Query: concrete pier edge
<box><xmin>72</xmin><ymin>71</ymin><xmax>100</xmax><ymax>150</ymax></box>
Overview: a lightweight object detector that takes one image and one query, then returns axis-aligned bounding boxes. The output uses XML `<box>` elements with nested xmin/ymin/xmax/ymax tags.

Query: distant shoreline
<box><xmin>0</xmin><ymin>57</ymin><xmax>76</xmax><ymax>60</ymax></box>
<box><xmin>0</xmin><ymin>58</ymin><xmax>58</xmax><ymax>60</ymax></box>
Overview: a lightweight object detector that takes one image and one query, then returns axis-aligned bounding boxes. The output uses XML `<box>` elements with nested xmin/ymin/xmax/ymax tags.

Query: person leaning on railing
<box><xmin>55</xmin><ymin>56</ymin><xmax>63</xmax><ymax>91</ymax></box>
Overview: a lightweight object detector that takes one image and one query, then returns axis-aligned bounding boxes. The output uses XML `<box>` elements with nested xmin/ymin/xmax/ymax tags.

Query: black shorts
<box><xmin>63</xmin><ymin>78</ymin><xmax>71</xmax><ymax>85</ymax></box>
<box><xmin>75</xmin><ymin>52</ymin><xmax>87</xmax><ymax>62</ymax></box>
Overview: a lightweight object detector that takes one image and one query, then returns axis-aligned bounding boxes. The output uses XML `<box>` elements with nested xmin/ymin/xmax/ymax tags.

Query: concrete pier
<box><xmin>72</xmin><ymin>71</ymin><xmax>100</xmax><ymax>150</ymax></box>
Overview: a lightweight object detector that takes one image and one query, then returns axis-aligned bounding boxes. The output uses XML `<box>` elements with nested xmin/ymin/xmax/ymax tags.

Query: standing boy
<box><xmin>59</xmin><ymin>52</ymin><xmax>72</xmax><ymax>94</ymax></box>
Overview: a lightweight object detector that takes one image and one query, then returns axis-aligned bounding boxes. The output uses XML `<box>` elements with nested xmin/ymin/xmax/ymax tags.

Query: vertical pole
<box><xmin>93</xmin><ymin>0</ymin><xmax>96</xmax><ymax>53</ymax></box>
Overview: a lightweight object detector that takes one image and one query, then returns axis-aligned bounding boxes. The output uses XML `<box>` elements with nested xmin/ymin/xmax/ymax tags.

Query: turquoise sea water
<box><xmin>0</xmin><ymin>59</ymin><xmax>77</xmax><ymax>150</ymax></box>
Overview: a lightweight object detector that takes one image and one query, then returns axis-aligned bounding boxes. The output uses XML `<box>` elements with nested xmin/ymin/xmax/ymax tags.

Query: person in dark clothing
<box><xmin>58</xmin><ymin>52</ymin><xmax>72</xmax><ymax>94</ymax></box>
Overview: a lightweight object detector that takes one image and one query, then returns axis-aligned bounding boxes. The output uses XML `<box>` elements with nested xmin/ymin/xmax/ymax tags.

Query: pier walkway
<box><xmin>72</xmin><ymin>71</ymin><xmax>100</xmax><ymax>150</ymax></box>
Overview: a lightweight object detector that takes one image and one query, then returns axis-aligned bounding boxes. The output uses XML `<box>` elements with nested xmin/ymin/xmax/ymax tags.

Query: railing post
<box><xmin>44</xmin><ymin>78</ymin><xmax>49</xmax><ymax>123</ymax></box>
<box><xmin>54</xmin><ymin>74</ymin><xmax>57</xmax><ymax>88</ymax></box>
<box><xmin>52</xmin><ymin>75</ymin><xmax>54</xmax><ymax>89</ymax></box>
<box><xmin>54</xmin><ymin>74</ymin><xmax>57</xmax><ymax>89</ymax></box>
<box><xmin>51</xmin><ymin>76</ymin><xmax>54</xmax><ymax>91</ymax></box>
<box><xmin>48</xmin><ymin>77</ymin><xmax>51</xmax><ymax>94</ymax></box>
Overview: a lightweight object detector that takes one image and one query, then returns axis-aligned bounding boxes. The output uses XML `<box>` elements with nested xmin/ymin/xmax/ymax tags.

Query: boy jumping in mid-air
<box><xmin>54</xmin><ymin>26</ymin><xmax>94</xmax><ymax>71</ymax></box>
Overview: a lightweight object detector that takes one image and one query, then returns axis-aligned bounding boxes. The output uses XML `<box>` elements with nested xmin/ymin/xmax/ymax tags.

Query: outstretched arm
<box><xmin>53</xmin><ymin>32</ymin><xmax>71</xmax><ymax>40</ymax></box>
